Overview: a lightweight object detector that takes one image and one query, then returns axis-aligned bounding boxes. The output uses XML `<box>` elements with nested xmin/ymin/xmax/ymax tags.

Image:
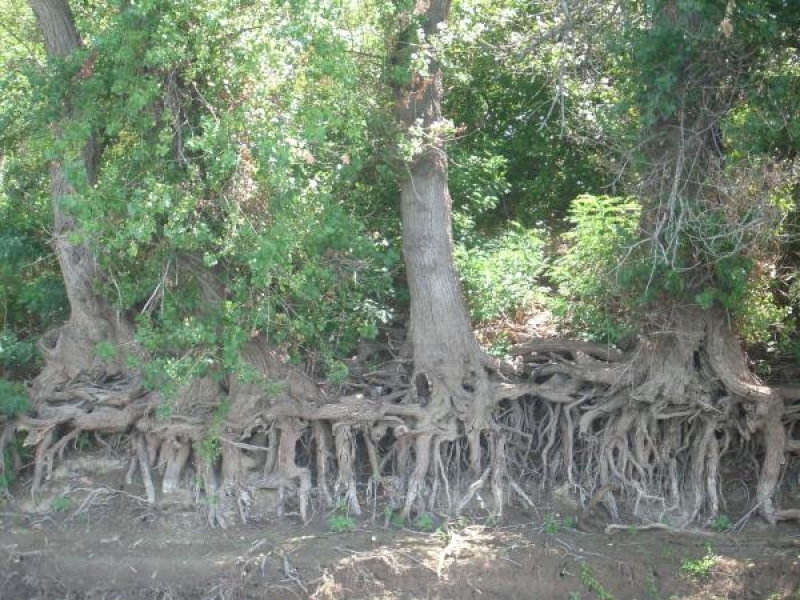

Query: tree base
<box><xmin>4</xmin><ymin>311</ymin><xmax>796</xmax><ymax>527</ymax></box>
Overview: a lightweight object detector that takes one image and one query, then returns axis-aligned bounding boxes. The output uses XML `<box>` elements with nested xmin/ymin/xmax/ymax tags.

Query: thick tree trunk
<box><xmin>629</xmin><ymin>0</ymin><xmax>786</xmax><ymax>522</ymax></box>
<box><xmin>393</xmin><ymin>0</ymin><xmax>498</xmax><ymax>516</ymax></box>
<box><xmin>29</xmin><ymin>0</ymin><xmax>133</xmax><ymax>399</ymax></box>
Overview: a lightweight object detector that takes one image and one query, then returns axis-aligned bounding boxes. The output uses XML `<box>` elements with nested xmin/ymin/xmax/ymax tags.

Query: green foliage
<box><xmin>456</xmin><ymin>227</ymin><xmax>548</xmax><ymax>323</ymax></box>
<box><xmin>413</xmin><ymin>512</ymin><xmax>436</xmax><ymax>532</ymax></box>
<box><xmin>550</xmin><ymin>195</ymin><xmax>641</xmax><ymax>344</ymax></box>
<box><xmin>680</xmin><ymin>544</ymin><xmax>718</xmax><ymax>579</ymax></box>
<box><xmin>2</xmin><ymin>0</ymin><xmax>799</xmax><ymax>402</ymax></box>
<box><xmin>328</xmin><ymin>502</ymin><xmax>356</xmax><ymax>533</ymax></box>
<box><xmin>543</xmin><ymin>512</ymin><xmax>576</xmax><ymax>535</ymax></box>
<box><xmin>197</xmin><ymin>397</ymin><xmax>230</xmax><ymax>463</ymax></box>
<box><xmin>93</xmin><ymin>341</ymin><xmax>117</xmax><ymax>362</ymax></box>
<box><xmin>50</xmin><ymin>494</ymin><xmax>73</xmax><ymax>514</ymax></box>
<box><xmin>709</xmin><ymin>513</ymin><xmax>733</xmax><ymax>533</ymax></box>
<box><xmin>0</xmin><ymin>329</ymin><xmax>39</xmax><ymax>379</ymax></box>
<box><xmin>0</xmin><ymin>1</ymin><xmax>66</xmax><ymax>380</ymax></box>
<box><xmin>444</xmin><ymin>1</ymin><xmax>609</xmax><ymax>230</ymax></box>
<box><xmin>382</xmin><ymin>506</ymin><xmax>408</xmax><ymax>529</ymax></box>
<box><xmin>0</xmin><ymin>377</ymin><xmax>29</xmax><ymax>417</ymax></box>
<box><xmin>328</xmin><ymin>513</ymin><xmax>356</xmax><ymax>533</ymax></box>
<box><xmin>0</xmin><ymin>428</ymin><xmax>26</xmax><ymax>493</ymax></box>
<box><xmin>0</xmin><ymin>154</ymin><xmax>67</xmax><ymax>380</ymax></box>
<box><xmin>10</xmin><ymin>0</ymin><xmax>400</xmax><ymax>390</ymax></box>
<box><xmin>579</xmin><ymin>563</ymin><xmax>616</xmax><ymax>600</ymax></box>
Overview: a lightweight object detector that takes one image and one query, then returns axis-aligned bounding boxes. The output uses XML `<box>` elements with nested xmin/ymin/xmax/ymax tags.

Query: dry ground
<box><xmin>2</xmin><ymin>472</ymin><xmax>800</xmax><ymax>600</ymax></box>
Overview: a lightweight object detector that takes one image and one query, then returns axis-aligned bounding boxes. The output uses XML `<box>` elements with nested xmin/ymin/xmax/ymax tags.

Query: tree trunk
<box><xmin>28</xmin><ymin>0</ymin><xmax>133</xmax><ymax>399</ymax></box>
<box><xmin>393</xmin><ymin>0</ymin><xmax>498</xmax><ymax>516</ymax></box>
<box><xmin>629</xmin><ymin>0</ymin><xmax>785</xmax><ymax>522</ymax></box>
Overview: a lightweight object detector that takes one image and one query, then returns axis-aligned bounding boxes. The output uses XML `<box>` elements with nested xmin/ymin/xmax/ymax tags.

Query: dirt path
<box><xmin>2</xmin><ymin>498</ymin><xmax>800</xmax><ymax>600</ymax></box>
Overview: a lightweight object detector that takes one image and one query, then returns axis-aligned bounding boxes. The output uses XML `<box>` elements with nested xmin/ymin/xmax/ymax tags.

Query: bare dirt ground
<box><xmin>3</xmin><ymin>478</ymin><xmax>800</xmax><ymax>600</ymax></box>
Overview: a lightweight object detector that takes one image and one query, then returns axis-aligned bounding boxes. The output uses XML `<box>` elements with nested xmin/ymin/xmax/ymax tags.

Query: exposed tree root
<box><xmin>4</xmin><ymin>308</ymin><xmax>798</xmax><ymax>529</ymax></box>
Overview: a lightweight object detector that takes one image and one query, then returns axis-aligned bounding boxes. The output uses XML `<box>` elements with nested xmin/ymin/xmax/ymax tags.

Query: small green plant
<box><xmin>390</xmin><ymin>511</ymin><xmax>405</xmax><ymax>528</ymax></box>
<box><xmin>93</xmin><ymin>340</ymin><xmax>117</xmax><ymax>361</ymax></box>
<box><xmin>328</xmin><ymin>513</ymin><xmax>356</xmax><ymax>533</ymax></box>
<box><xmin>543</xmin><ymin>512</ymin><xmax>560</xmax><ymax>534</ymax></box>
<box><xmin>197</xmin><ymin>397</ymin><xmax>231</xmax><ymax>463</ymax></box>
<box><xmin>0</xmin><ymin>378</ymin><xmax>30</xmax><ymax>418</ymax></box>
<box><xmin>381</xmin><ymin>506</ymin><xmax>407</xmax><ymax>528</ymax></box>
<box><xmin>323</xmin><ymin>358</ymin><xmax>349</xmax><ymax>384</ymax></box>
<box><xmin>75</xmin><ymin>432</ymin><xmax>92</xmax><ymax>452</ymax></box>
<box><xmin>626</xmin><ymin>525</ymin><xmax>641</xmax><ymax>536</ymax></box>
<box><xmin>645</xmin><ymin>571</ymin><xmax>661</xmax><ymax>600</ymax></box>
<box><xmin>579</xmin><ymin>563</ymin><xmax>615</xmax><ymax>600</ymax></box>
<box><xmin>483</xmin><ymin>513</ymin><xmax>500</xmax><ymax>528</ymax></box>
<box><xmin>0</xmin><ymin>330</ymin><xmax>42</xmax><ymax>379</ymax></box>
<box><xmin>328</xmin><ymin>502</ymin><xmax>356</xmax><ymax>533</ymax></box>
<box><xmin>709</xmin><ymin>513</ymin><xmax>733</xmax><ymax>533</ymax></box>
<box><xmin>414</xmin><ymin>512</ymin><xmax>435</xmax><ymax>531</ymax></box>
<box><xmin>680</xmin><ymin>544</ymin><xmax>718</xmax><ymax>579</ymax></box>
<box><xmin>51</xmin><ymin>495</ymin><xmax>73</xmax><ymax>514</ymax></box>
<box><xmin>486</xmin><ymin>331</ymin><xmax>513</xmax><ymax>359</ymax></box>
<box><xmin>543</xmin><ymin>512</ymin><xmax>575</xmax><ymax>535</ymax></box>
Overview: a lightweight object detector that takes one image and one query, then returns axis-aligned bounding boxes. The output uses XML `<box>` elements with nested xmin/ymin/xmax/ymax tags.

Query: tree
<box><xmin>15</xmin><ymin>0</ymin><xmax>150</xmax><ymax>502</ymax></box>
<box><xmin>27</xmin><ymin>0</ymin><xmax>135</xmax><ymax>390</ymax></box>
<box><xmin>391</xmin><ymin>0</ymin><xmax>503</xmax><ymax>516</ymax></box>
<box><xmin>620</xmin><ymin>0</ymin><xmax>788</xmax><ymax>523</ymax></box>
<box><xmin>528</xmin><ymin>0</ymin><xmax>795</xmax><ymax>524</ymax></box>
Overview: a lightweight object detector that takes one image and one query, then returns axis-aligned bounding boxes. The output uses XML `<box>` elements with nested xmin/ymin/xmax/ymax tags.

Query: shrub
<box><xmin>0</xmin><ymin>377</ymin><xmax>29</xmax><ymax>418</ymax></box>
<box><xmin>549</xmin><ymin>194</ymin><xmax>641</xmax><ymax>344</ymax></box>
<box><xmin>456</xmin><ymin>226</ymin><xmax>548</xmax><ymax>323</ymax></box>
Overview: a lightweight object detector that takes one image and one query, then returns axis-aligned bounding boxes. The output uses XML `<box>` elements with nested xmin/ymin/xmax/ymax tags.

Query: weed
<box><xmin>381</xmin><ymin>506</ymin><xmax>407</xmax><ymax>528</ymax></box>
<box><xmin>626</xmin><ymin>525</ymin><xmax>641</xmax><ymax>536</ymax></box>
<box><xmin>51</xmin><ymin>495</ymin><xmax>73</xmax><ymax>514</ymax></box>
<box><xmin>484</xmin><ymin>513</ymin><xmax>500</xmax><ymax>528</ymax></box>
<box><xmin>1</xmin><ymin>432</ymin><xmax>27</xmax><ymax>493</ymax></box>
<box><xmin>579</xmin><ymin>563</ymin><xmax>615</xmax><ymax>600</ymax></box>
<box><xmin>93</xmin><ymin>341</ymin><xmax>117</xmax><ymax>361</ymax></box>
<box><xmin>543</xmin><ymin>512</ymin><xmax>576</xmax><ymax>535</ymax></box>
<box><xmin>390</xmin><ymin>511</ymin><xmax>405</xmax><ymax>528</ymax></box>
<box><xmin>328</xmin><ymin>514</ymin><xmax>355</xmax><ymax>533</ymax></box>
<box><xmin>414</xmin><ymin>512</ymin><xmax>435</xmax><ymax>531</ymax></box>
<box><xmin>328</xmin><ymin>502</ymin><xmax>356</xmax><ymax>533</ymax></box>
<box><xmin>197</xmin><ymin>397</ymin><xmax>230</xmax><ymax>463</ymax></box>
<box><xmin>434</xmin><ymin>525</ymin><xmax>451</xmax><ymax>545</ymax></box>
<box><xmin>645</xmin><ymin>572</ymin><xmax>661</xmax><ymax>600</ymax></box>
<box><xmin>680</xmin><ymin>544</ymin><xmax>718</xmax><ymax>579</ymax></box>
<box><xmin>709</xmin><ymin>513</ymin><xmax>733</xmax><ymax>533</ymax></box>
<box><xmin>76</xmin><ymin>432</ymin><xmax>92</xmax><ymax>452</ymax></box>
<box><xmin>0</xmin><ymin>378</ymin><xmax>30</xmax><ymax>418</ymax></box>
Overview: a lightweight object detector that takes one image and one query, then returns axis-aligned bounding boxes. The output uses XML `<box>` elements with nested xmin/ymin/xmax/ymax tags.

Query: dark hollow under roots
<box><xmin>4</xmin><ymin>320</ymin><xmax>800</xmax><ymax>528</ymax></box>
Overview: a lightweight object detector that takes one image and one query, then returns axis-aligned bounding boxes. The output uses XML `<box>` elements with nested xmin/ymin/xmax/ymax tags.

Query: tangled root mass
<box><xmin>3</xmin><ymin>308</ymin><xmax>799</xmax><ymax>528</ymax></box>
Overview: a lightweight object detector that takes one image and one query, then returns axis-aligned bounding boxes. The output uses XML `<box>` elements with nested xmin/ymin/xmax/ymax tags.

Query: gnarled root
<box><xmin>333</xmin><ymin>423</ymin><xmax>361</xmax><ymax>516</ymax></box>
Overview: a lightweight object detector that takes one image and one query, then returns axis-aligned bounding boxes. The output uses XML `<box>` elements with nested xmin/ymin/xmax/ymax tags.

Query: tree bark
<box><xmin>393</xmin><ymin>0</ymin><xmax>477</xmax><ymax>368</ymax></box>
<box><xmin>29</xmin><ymin>0</ymin><xmax>133</xmax><ymax>399</ymax></box>
<box><xmin>632</xmin><ymin>0</ymin><xmax>785</xmax><ymax>522</ymax></box>
<box><xmin>393</xmin><ymin>0</ymin><xmax>498</xmax><ymax>516</ymax></box>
